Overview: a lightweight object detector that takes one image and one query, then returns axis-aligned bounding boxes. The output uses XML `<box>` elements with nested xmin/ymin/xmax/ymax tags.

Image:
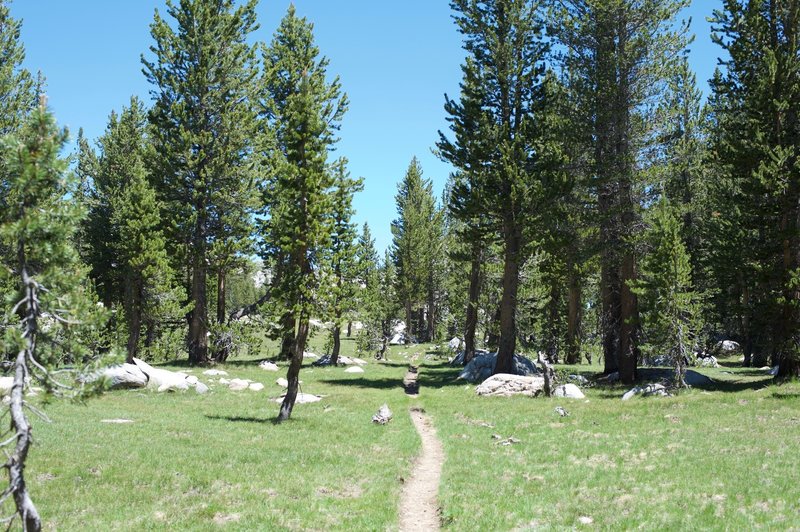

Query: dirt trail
<box><xmin>398</xmin><ymin>408</ymin><xmax>444</xmax><ymax>532</ymax></box>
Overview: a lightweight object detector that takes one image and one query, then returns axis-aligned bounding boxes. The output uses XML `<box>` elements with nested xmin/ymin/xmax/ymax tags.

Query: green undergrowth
<box><xmin>22</xmin><ymin>339</ymin><xmax>800</xmax><ymax>530</ymax></box>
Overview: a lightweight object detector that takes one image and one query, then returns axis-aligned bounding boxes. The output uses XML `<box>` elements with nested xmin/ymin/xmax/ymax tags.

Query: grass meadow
<box><xmin>24</xmin><ymin>334</ymin><xmax>800</xmax><ymax>530</ymax></box>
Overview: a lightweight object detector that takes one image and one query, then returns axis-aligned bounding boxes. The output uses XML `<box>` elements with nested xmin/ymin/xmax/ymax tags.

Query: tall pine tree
<box><xmin>143</xmin><ymin>0</ymin><xmax>260</xmax><ymax>365</ymax></box>
<box><xmin>260</xmin><ymin>5</ymin><xmax>348</xmax><ymax>421</ymax></box>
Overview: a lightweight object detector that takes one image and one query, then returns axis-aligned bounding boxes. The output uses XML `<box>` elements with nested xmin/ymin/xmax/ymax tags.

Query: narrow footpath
<box><xmin>398</xmin><ymin>365</ymin><xmax>444</xmax><ymax>532</ymax></box>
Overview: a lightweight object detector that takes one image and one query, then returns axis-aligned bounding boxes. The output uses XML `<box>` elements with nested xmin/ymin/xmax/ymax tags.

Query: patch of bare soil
<box><xmin>398</xmin><ymin>408</ymin><xmax>444</xmax><ymax>532</ymax></box>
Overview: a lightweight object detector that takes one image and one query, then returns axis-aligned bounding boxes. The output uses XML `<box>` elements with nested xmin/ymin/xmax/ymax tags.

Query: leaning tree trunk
<box><xmin>346</xmin><ymin>321</ymin><xmax>353</xmax><ymax>337</ymax></box>
<box><xmin>278</xmin><ymin>316</ymin><xmax>310</xmax><ymax>422</ymax></box>
<box><xmin>330</xmin><ymin>324</ymin><xmax>342</xmax><ymax>365</ymax></box>
<box><xmin>10</xmin><ymin>245</ymin><xmax>42</xmax><ymax>530</ymax></box>
<box><xmin>278</xmin><ymin>313</ymin><xmax>295</xmax><ymax>361</ymax></box>
<box><xmin>495</xmin><ymin>226</ymin><xmax>521</xmax><ymax>375</ymax></box>
<box><xmin>463</xmin><ymin>242</ymin><xmax>482</xmax><ymax>364</ymax></box>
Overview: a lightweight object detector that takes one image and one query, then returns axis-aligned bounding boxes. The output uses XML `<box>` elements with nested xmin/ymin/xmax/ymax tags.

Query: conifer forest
<box><xmin>1</xmin><ymin>1</ymin><xmax>800</xmax><ymax>530</ymax></box>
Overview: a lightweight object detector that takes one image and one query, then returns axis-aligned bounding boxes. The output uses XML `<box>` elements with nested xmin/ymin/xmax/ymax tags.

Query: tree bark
<box><xmin>566</xmin><ymin>267</ymin><xmax>582</xmax><ymax>365</ymax></box>
<box><xmin>188</xmin><ymin>255</ymin><xmax>208</xmax><ymax>365</ymax></box>
<box><xmin>463</xmin><ymin>241</ymin><xmax>482</xmax><ymax>364</ymax></box>
<box><xmin>216</xmin><ymin>270</ymin><xmax>226</xmax><ymax>325</ymax></box>
<box><xmin>404</xmin><ymin>301</ymin><xmax>413</xmax><ymax>344</ymax></box>
<box><xmin>618</xmin><ymin>249</ymin><xmax>639</xmax><ymax>384</ymax></box>
<box><xmin>330</xmin><ymin>325</ymin><xmax>341</xmax><ymax>365</ymax></box>
<box><xmin>426</xmin><ymin>272</ymin><xmax>436</xmax><ymax>342</ymax></box>
<box><xmin>495</xmin><ymin>226</ymin><xmax>521</xmax><ymax>375</ymax></box>
<box><xmin>278</xmin><ymin>313</ymin><xmax>295</xmax><ymax>360</ymax></box>
<box><xmin>124</xmin><ymin>275</ymin><xmax>141</xmax><ymax>364</ymax></box>
<box><xmin>278</xmin><ymin>316</ymin><xmax>309</xmax><ymax>422</ymax></box>
<box><xmin>546</xmin><ymin>276</ymin><xmax>560</xmax><ymax>363</ymax></box>
<box><xmin>11</xmin><ymin>244</ymin><xmax>41</xmax><ymax>531</ymax></box>
<box><xmin>346</xmin><ymin>321</ymin><xmax>352</xmax><ymax>337</ymax></box>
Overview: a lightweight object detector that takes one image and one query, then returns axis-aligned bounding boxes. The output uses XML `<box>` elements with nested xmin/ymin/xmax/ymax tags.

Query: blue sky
<box><xmin>13</xmin><ymin>0</ymin><xmax>722</xmax><ymax>253</ymax></box>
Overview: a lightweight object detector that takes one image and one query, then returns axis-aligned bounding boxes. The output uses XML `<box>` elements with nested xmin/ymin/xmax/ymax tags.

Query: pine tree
<box><xmin>709</xmin><ymin>0</ymin><xmax>800</xmax><ymax>378</ymax></box>
<box><xmin>0</xmin><ymin>100</ymin><xmax>109</xmax><ymax>532</ymax></box>
<box><xmin>0</xmin><ymin>0</ymin><xmax>35</xmax><ymax>282</ymax></box>
<box><xmin>325</xmin><ymin>158</ymin><xmax>363</xmax><ymax>364</ymax></box>
<box><xmin>391</xmin><ymin>158</ymin><xmax>440</xmax><ymax>343</ymax></box>
<box><xmin>260</xmin><ymin>5</ymin><xmax>348</xmax><ymax>421</ymax></box>
<box><xmin>632</xmin><ymin>199</ymin><xmax>700</xmax><ymax>388</ymax></box>
<box><xmin>143</xmin><ymin>0</ymin><xmax>260</xmax><ymax>365</ymax></box>
<box><xmin>554</xmin><ymin>0</ymin><xmax>691</xmax><ymax>383</ymax></box>
<box><xmin>442</xmin><ymin>0</ymin><xmax>556</xmax><ymax>374</ymax></box>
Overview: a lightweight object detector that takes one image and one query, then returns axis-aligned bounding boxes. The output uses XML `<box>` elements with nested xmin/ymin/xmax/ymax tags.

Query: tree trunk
<box><xmin>546</xmin><ymin>276</ymin><xmax>560</xmax><ymax>363</ymax></box>
<box><xmin>427</xmin><ymin>274</ymin><xmax>436</xmax><ymax>342</ymax></box>
<box><xmin>464</xmin><ymin>242</ymin><xmax>482</xmax><ymax>364</ymax></box>
<box><xmin>566</xmin><ymin>266</ymin><xmax>582</xmax><ymax>365</ymax></box>
<box><xmin>495</xmin><ymin>227</ymin><xmax>521</xmax><ymax>375</ymax></box>
<box><xmin>330</xmin><ymin>325</ymin><xmax>341</xmax><ymax>365</ymax></box>
<box><xmin>619</xmin><ymin>250</ymin><xmax>639</xmax><ymax>384</ymax></box>
<box><xmin>741</xmin><ymin>276</ymin><xmax>752</xmax><ymax>367</ymax></box>
<box><xmin>600</xmin><ymin>255</ymin><xmax>620</xmax><ymax>374</ymax></box>
<box><xmin>486</xmin><ymin>304</ymin><xmax>501</xmax><ymax>349</ymax></box>
<box><xmin>278</xmin><ymin>316</ymin><xmax>310</xmax><ymax>422</ymax></box>
<box><xmin>216</xmin><ymin>270</ymin><xmax>226</xmax><ymax>324</ymax></box>
<box><xmin>346</xmin><ymin>321</ymin><xmax>352</xmax><ymax>337</ymax></box>
<box><xmin>404</xmin><ymin>300</ymin><xmax>413</xmax><ymax>345</ymax></box>
<box><xmin>10</xmin><ymin>348</ymin><xmax>41</xmax><ymax>532</ymax></box>
<box><xmin>124</xmin><ymin>275</ymin><xmax>141</xmax><ymax>364</ymax></box>
<box><xmin>11</xmin><ymin>244</ymin><xmax>42</xmax><ymax>531</ymax></box>
<box><xmin>278</xmin><ymin>313</ymin><xmax>295</xmax><ymax>360</ymax></box>
<box><xmin>188</xmin><ymin>255</ymin><xmax>208</xmax><ymax>365</ymax></box>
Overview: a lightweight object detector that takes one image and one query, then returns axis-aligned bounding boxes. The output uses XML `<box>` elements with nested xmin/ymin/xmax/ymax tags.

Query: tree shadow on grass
<box><xmin>319</xmin><ymin>377</ymin><xmax>405</xmax><ymax>390</ymax></box>
<box><xmin>205</xmin><ymin>414</ymin><xmax>274</xmax><ymax>424</ymax></box>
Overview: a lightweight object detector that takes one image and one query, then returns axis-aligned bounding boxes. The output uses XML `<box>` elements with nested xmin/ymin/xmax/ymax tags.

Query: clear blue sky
<box><xmin>13</xmin><ymin>0</ymin><xmax>722</xmax><ymax>254</ymax></box>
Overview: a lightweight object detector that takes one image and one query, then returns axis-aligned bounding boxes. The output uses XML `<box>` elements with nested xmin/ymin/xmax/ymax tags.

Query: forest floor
<box><xmin>24</xmin><ymin>334</ymin><xmax>800</xmax><ymax>530</ymax></box>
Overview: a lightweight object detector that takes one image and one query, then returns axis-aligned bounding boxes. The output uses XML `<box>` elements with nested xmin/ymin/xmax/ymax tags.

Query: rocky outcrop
<box><xmin>475</xmin><ymin>374</ymin><xmax>545</xmax><ymax>397</ymax></box>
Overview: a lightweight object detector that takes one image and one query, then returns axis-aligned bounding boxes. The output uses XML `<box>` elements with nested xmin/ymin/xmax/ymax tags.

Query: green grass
<box><xmin>21</xmin><ymin>339</ymin><xmax>800</xmax><ymax>530</ymax></box>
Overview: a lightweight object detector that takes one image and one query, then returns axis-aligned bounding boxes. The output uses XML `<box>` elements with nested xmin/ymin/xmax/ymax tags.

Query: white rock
<box><xmin>194</xmin><ymin>382</ymin><xmax>209</xmax><ymax>394</ymax></box>
<box><xmin>259</xmin><ymin>361</ymin><xmax>279</xmax><ymax>371</ymax></box>
<box><xmin>273</xmin><ymin>393</ymin><xmax>321</xmax><ymax>404</ymax></box>
<box><xmin>0</xmin><ymin>377</ymin><xmax>13</xmax><ymax>396</ymax></box>
<box><xmin>697</xmin><ymin>355</ymin><xmax>720</xmax><ymax>368</ymax></box>
<box><xmin>303</xmin><ymin>352</ymin><xmax>319</xmax><ymax>360</ymax></box>
<box><xmin>101</xmin><ymin>364</ymin><xmax>148</xmax><ymax>390</ymax></box>
<box><xmin>448</xmin><ymin>337</ymin><xmax>462</xmax><ymax>351</ymax></box>
<box><xmin>186</xmin><ymin>375</ymin><xmax>199</xmax><ymax>385</ymax></box>
<box><xmin>202</xmin><ymin>369</ymin><xmax>228</xmax><ymax>376</ymax></box>
<box><xmin>351</xmin><ymin>358</ymin><xmax>368</xmax><ymax>366</ymax></box>
<box><xmin>622</xmin><ymin>383</ymin><xmax>669</xmax><ymax>401</ymax></box>
<box><xmin>344</xmin><ymin>366</ymin><xmax>365</xmax><ymax>374</ymax></box>
<box><xmin>768</xmin><ymin>365</ymin><xmax>779</xmax><ymax>376</ymax></box>
<box><xmin>248</xmin><ymin>382</ymin><xmax>265</xmax><ymax>391</ymax></box>
<box><xmin>100</xmin><ymin>419</ymin><xmax>134</xmax><ymax>424</ymax></box>
<box><xmin>372</xmin><ymin>404</ymin><xmax>393</xmax><ymax>424</ymax></box>
<box><xmin>553</xmin><ymin>383</ymin><xmax>585</xmax><ymax>399</ymax></box>
<box><xmin>276</xmin><ymin>378</ymin><xmax>288</xmax><ymax>388</ymax></box>
<box><xmin>228</xmin><ymin>378</ymin><xmax>249</xmax><ymax>391</ymax></box>
<box><xmin>339</xmin><ymin>356</ymin><xmax>354</xmax><ymax>365</ymax></box>
<box><xmin>133</xmin><ymin>358</ymin><xmax>191</xmax><ymax>392</ymax></box>
<box><xmin>475</xmin><ymin>374</ymin><xmax>545</xmax><ymax>397</ymax></box>
<box><xmin>219</xmin><ymin>378</ymin><xmax>230</xmax><ymax>385</ymax></box>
